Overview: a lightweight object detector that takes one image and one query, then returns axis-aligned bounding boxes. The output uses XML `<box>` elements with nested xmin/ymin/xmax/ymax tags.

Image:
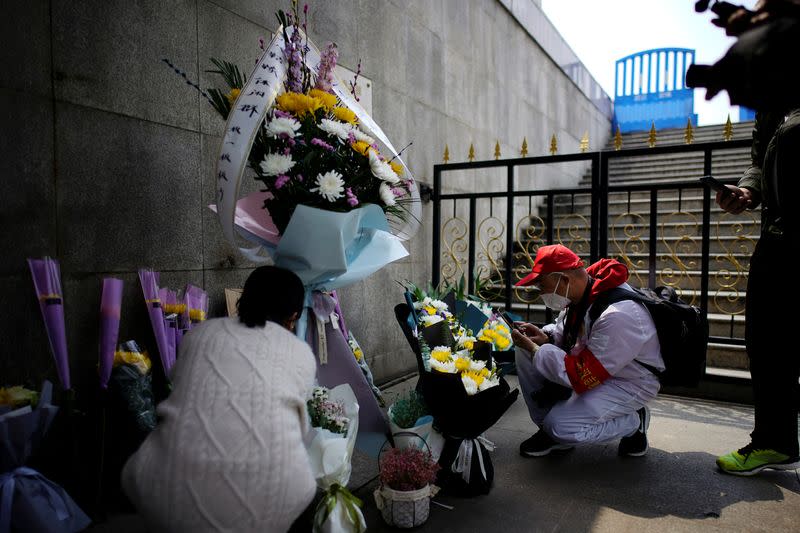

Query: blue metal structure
<box><xmin>739</xmin><ymin>106</ymin><xmax>756</xmax><ymax>122</ymax></box>
<box><xmin>613</xmin><ymin>48</ymin><xmax>698</xmax><ymax>133</ymax></box>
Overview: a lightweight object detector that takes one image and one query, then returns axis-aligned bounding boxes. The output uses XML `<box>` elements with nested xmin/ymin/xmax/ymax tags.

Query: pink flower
<box><xmin>296</xmin><ymin>173</ymin><xmax>304</xmax><ymax>182</ymax></box>
<box><xmin>311</xmin><ymin>137</ymin><xmax>334</xmax><ymax>151</ymax></box>
<box><xmin>275</xmin><ymin>174</ymin><xmax>290</xmax><ymax>189</ymax></box>
<box><xmin>392</xmin><ymin>186</ymin><xmax>406</xmax><ymax>197</ymax></box>
<box><xmin>315</xmin><ymin>42</ymin><xmax>339</xmax><ymax>92</ymax></box>
<box><xmin>274</xmin><ymin>109</ymin><xmax>292</xmax><ymax>119</ymax></box>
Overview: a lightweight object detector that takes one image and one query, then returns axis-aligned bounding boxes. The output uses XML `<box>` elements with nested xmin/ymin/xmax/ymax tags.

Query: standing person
<box><xmin>122</xmin><ymin>266</ymin><xmax>317</xmax><ymax>532</ymax></box>
<box><xmin>512</xmin><ymin>245</ymin><xmax>664</xmax><ymax>458</ymax></box>
<box><xmin>714</xmin><ymin>108</ymin><xmax>800</xmax><ymax>476</ymax></box>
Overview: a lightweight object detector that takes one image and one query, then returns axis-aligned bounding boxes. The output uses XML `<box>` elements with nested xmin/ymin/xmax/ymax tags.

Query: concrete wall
<box><xmin>1</xmin><ymin>0</ymin><xmax>610</xmax><ymax>391</ymax></box>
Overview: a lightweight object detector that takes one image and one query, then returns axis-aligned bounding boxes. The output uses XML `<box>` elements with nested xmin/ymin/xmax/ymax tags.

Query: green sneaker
<box><xmin>716</xmin><ymin>443</ymin><xmax>800</xmax><ymax>476</ymax></box>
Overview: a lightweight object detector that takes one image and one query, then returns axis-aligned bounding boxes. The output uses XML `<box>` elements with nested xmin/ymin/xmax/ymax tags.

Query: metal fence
<box><xmin>432</xmin><ymin>139</ymin><xmax>755</xmax><ymax>357</ymax></box>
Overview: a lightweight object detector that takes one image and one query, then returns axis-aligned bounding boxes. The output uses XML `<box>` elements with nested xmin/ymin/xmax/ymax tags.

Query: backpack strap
<box><xmin>588</xmin><ymin>287</ymin><xmax>662</xmax><ymax>378</ymax></box>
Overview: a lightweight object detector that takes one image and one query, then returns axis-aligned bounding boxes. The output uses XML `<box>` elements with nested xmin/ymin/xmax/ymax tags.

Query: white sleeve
<box><xmin>586</xmin><ymin>300</ymin><xmax>656</xmax><ymax>376</ymax></box>
<box><xmin>541</xmin><ymin>310</ymin><xmax>566</xmax><ymax>346</ymax></box>
<box><xmin>532</xmin><ymin>343</ymin><xmax>572</xmax><ymax>388</ymax></box>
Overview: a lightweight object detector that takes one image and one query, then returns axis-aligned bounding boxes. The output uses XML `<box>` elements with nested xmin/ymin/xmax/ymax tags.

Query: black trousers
<box><xmin>745</xmin><ymin>233</ymin><xmax>800</xmax><ymax>456</ymax></box>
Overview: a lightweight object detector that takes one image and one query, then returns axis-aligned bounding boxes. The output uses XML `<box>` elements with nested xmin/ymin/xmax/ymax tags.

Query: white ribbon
<box><xmin>450</xmin><ymin>435</ymin><xmax>495</xmax><ymax>485</ymax></box>
<box><xmin>330</xmin><ymin>312</ymin><xmax>341</xmax><ymax>332</ymax></box>
<box><xmin>214</xmin><ymin>26</ymin><xmax>421</xmax><ymax>262</ymax></box>
<box><xmin>316</xmin><ymin>314</ymin><xmax>328</xmax><ymax>365</ymax></box>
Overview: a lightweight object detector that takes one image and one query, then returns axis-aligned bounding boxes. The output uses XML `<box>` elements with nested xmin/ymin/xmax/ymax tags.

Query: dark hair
<box><xmin>237</xmin><ymin>266</ymin><xmax>305</xmax><ymax>328</ymax></box>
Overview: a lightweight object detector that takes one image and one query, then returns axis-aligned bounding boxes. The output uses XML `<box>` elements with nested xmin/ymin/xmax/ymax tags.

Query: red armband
<box><xmin>564</xmin><ymin>348</ymin><xmax>611</xmax><ymax>394</ymax></box>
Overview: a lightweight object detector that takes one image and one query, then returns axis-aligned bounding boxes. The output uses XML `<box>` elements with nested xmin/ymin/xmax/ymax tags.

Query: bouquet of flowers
<box><xmin>0</xmin><ymin>381</ymin><xmax>90</xmax><ymax>532</ymax></box>
<box><xmin>397</xmin><ymin>284</ymin><xmax>519</xmax><ymax>496</ymax></box>
<box><xmin>172</xmin><ymin>0</ymin><xmax>422</xmax><ymax>452</ymax></box>
<box><xmin>304</xmin><ymin>385</ymin><xmax>365</xmax><ymax>533</ymax></box>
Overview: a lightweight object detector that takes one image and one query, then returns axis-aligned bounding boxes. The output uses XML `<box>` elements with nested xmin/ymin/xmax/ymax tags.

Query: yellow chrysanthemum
<box><xmin>454</xmin><ymin>357</ymin><xmax>471</xmax><ymax>372</ymax></box>
<box><xmin>389</xmin><ymin>160</ymin><xmax>404</xmax><ymax>176</ymax></box>
<box><xmin>431</xmin><ymin>347</ymin><xmax>452</xmax><ymax>362</ymax></box>
<box><xmin>462</xmin><ymin>340</ymin><xmax>474</xmax><ymax>351</ymax></box>
<box><xmin>276</xmin><ymin>91</ymin><xmax>323</xmax><ymax>118</ymax></box>
<box><xmin>478</xmin><ymin>335</ymin><xmax>492</xmax><ymax>343</ymax></box>
<box><xmin>423</xmin><ymin>305</ymin><xmax>437</xmax><ymax>316</ymax></box>
<box><xmin>495</xmin><ymin>324</ymin><xmax>510</xmax><ymax>334</ymax></box>
<box><xmin>309</xmin><ymin>88</ymin><xmax>338</xmax><ymax>111</ymax></box>
<box><xmin>351</xmin><ymin>140</ymin><xmax>372</xmax><ymax>156</ymax></box>
<box><xmin>332</xmin><ymin>106</ymin><xmax>357</xmax><ymax>124</ymax></box>
<box><xmin>479</xmin><ymin>368</ymin><xmax>490</xmax><ymax>377</ymax></box>
<box><xmin>495</xmin><ymin>338</ymin><xmax>511</xmax><ymax>350</ymax></box>
<box><xmin>463</xmin><ymin>370</ymin><xmax>485</xmax><ymax>386</ymax></box>
<box><xmin>353</xmin><ymin>347</ymin><xmax>364</xmax><ymax>361</ymax></box>
<box><xmin>226</xmin><ymin>88</ymin><xmax>241</xmax><ymax>105</ymax></box>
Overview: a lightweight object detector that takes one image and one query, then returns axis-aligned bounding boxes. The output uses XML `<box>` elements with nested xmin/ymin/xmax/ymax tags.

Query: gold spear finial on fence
<box><xmin>614</xmin><ymin>126</ymin><xmax>623</xmax><ymax>151</ymax></box>
<box><xmin>520</xmin><ymin>137</ymin><xmax>528</xmax><ymax>157</ymax></box>
<box><xmin>549</xmin><ymin>134</ymin><xmax>558</xmax><ymax>155</ymax></box>
<box><xmin>580</xmin><ymin>131</ymin><xmax>589</xmax><ymax>153</ymax></box>
<box><xmin>468</xmin><ymin>143</ymin><xmax>475</xmax><ymax>162</ymax></box>
<box><xmin>723</xmin><ymin>114</ymin><xmax>733</xmax><ymax>141</ymax></box>
<box><xmin>494</xmin><ymin>140</ymin><xmax>501</xmax><ymax>160</ymax></box>
<box><xmin>443</xmin><ymin>144</ymin><xmax>450</xmax><ymax>163</ymax></box>
<box><xmin>647</xmin><ymin>122</ymin><xmax>657</xmax><ymax>148</ymax></box>
<box><xmin>684</xmin><ymin>118</ymin><xmax>694</xmax><ymax>144</ymax></box>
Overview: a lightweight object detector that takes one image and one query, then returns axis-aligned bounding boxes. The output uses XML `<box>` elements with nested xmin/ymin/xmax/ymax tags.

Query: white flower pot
<box><xmin>373</xmin><ymin>484</ymin><xmax>435</xmax><ymax>528</ymax></box>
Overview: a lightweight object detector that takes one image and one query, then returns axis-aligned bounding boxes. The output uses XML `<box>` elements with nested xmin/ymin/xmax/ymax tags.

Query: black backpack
<box><xmin>588</xmin><ymin>286</ymin><xmax>708</xmax><ymax>387</ymax></box>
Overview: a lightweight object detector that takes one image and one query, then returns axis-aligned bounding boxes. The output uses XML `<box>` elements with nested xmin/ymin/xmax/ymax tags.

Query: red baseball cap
<box><xmin>515</xmin><ymin>244</ymin><xmax>585</xmax><ymax>287</ymax></box>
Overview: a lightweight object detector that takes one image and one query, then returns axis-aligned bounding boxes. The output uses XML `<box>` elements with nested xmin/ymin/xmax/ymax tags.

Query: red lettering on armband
<box><xmin>564</xmin><ymin>348</ymin><xmax>611</xmax><ymax>394</ymax></box>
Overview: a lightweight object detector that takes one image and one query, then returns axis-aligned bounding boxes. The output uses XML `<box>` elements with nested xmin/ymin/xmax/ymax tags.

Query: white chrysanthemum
<box><xmin>318</xmin><ymin>118</ymin><xmax>348</xmax><ymax>141</ymax></box>
<box><xmin>265</xmin><ymin>116</ymin><xmax>301</xmax><ymax>138</ymax></box>
<box><xmin>457</xmin><ymin>335</ymin><xmax>476</xmax><ymax>348</ymax></box>
<box><xmin>259</xmin><ymin>153</ymin><xmax>296</xmax><ymax>177</ymax></box>
<box><xmin>413</xmin><ymin>296</ymin><xmax>433</xmax><ymax>310</ymax></box>
<box><xmin>379</xmin><ymin>182</ymin><xmax>396</xmax><ymax>207</ymax></box>
<box><xmin>469</xmin><ymin>359</ymin><xmax>486</xmax><ymax>372</ymax></box>
<box><xmin>478</xmin><ymin>375</ymin><xmax>500</xmax><ymax>392</ymax></box>
<box><xmin>430</xmin><ymin>358</ymin><xmax>456</xmax><ymax>374</ymax></box>
<box><xmin>430</xmin><ymin>299</ymin><xmax>448</xmax><ymax>312</ymax></box>
<box><xmin>430</xmin><ymin>346</ymin><xmax>452</xmax><ymax>358</ymax></box>
<box><xmin>350</xmin><ymin>125</ymin><xmax>375</xmax><ymax>145</ymax></box>
<box><xmin>311</xmin><ymin>170</ymin><xmax>345</xmax><ymax>202</ymax></box>
<box><xmin>461</xmin><ymin>373</ymin><xmax>479</xmax><ymax>395</ymax></box>
<box><xmin>420</xmin><ymin>314</ymin><xmax>444</xmax><ymax>327</ymax></box>
<box><xmin>369</xmin><ymin>150</ymin><xmax>400</xmax><ymax>184</ymax></box>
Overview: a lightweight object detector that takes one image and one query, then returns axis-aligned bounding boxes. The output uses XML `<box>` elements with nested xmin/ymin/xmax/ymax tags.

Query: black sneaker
<box><xmin>618</xmin><ymin>406</ymin><xmax>650</xmax><ymax>457</ymax></box>
<box><xmin>520</xmin><ymin>430</ymin><xmax>574</xmax><ymax>457</ymax></box>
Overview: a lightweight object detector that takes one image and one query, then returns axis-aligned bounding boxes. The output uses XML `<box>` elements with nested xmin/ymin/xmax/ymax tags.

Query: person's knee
<box><xmin>543</xmin><ymin>415</ymin><xmax>587</xmax><ymax>445</ymax></box>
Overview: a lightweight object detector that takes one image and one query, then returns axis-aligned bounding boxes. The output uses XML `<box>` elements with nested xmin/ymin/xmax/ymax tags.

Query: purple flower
<box><xmin>347</xmin><ymin>130</ymin><xmax>357</xmax><ymax>144</ymax></box>
<box><xmin>346</xmin><ymin>187</ymin><xmax>359</xmax><ymax>207</ymax></box>
<box><xmin>283</xmin><ymin>147</ymin><xmax>291</xmax><ymax>156</ymax></box>
<box><xmin>296</xmin><ymin>173</ymin><xmax>304</xmax><ymax>182</ymax></box>
<box><xmin>315</xmin><ymin>42</ymin><xmax>339</xmax><ymax>93</ymax></box>
<box><xmin>392</xmin><ymin>186</ymin><xmax>406</xmax><ymax>197</ymax></box>
<box><xmin>275</xmin><ymin>174</ymin><xmax>290</xmax><ymax>189</ymax></box>
<box><xmin>311</xmin><ymin>137</ymin><xmax>334</xmax><ymax>151</ymax></box>
<box><xmin>274</xmin><ymin>109</ymin><xmax>292</xmax><ymax>119</ymax></box>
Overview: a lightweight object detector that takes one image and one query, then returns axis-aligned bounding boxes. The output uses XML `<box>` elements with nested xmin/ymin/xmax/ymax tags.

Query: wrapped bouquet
<box><xmin>397</xmin><ymin>284</ymin><xmax>519</xmax><ymax>496</ymax></box>
<box><xmin>305</xmin><ymin>385</ymin><xmax>365</xmax><ymax>533</ymax></box>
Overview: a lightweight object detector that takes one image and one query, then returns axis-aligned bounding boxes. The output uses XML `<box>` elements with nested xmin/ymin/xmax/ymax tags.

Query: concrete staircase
<box><xmin>502</xmin><ymin>121</ymin><xmax>758</xmax><ymax>371</ymax></box>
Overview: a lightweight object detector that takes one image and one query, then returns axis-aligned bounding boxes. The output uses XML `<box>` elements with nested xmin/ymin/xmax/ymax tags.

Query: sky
<box><xmin>541</xmin><ymin>0</ymin><xmax>759</xmax><ymax>125</ymax></box>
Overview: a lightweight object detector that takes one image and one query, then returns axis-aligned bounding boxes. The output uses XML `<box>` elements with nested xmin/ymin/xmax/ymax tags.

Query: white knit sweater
<box><xmin>122</xmin><ymin>318</ymin><xmax>317</xmax><ymax>532</ymax></box>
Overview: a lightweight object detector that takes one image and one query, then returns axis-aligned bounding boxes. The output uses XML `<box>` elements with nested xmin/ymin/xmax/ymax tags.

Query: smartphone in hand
<box><xmin>500</xmin><ymin>311</ymin><xmax>520</xmax><ymax>331</ymax></box>
<box><xmin>700</xmin><ymin>175</ymin><xmax>735</xmax><ymax>197</ymax></box>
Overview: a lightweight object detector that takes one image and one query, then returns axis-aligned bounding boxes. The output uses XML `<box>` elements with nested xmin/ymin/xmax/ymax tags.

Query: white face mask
<box><xmin>540</xmin><ymin>275</ymin><xmax>571</xmax><ymax>311</ymax></box>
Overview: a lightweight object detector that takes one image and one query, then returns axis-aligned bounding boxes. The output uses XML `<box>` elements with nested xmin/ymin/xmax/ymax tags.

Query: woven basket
<box><xmin>373</xmin><ymin>484</ymin><xmax>433</xmax><ymax>528</ymax></box>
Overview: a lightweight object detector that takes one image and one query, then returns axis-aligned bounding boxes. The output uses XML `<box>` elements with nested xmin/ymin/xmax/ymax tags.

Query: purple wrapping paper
<box><xmin>98</xmin><ymin>278</ymin><xmax>123</xmax><ymax>389</ymax></box>
<box><xmin>27</xmin><ymin>258</ymin><xmax>71</xmax><ymax>390</ymax></box>
<box><xmin>138</xmin><ymin>269</ymin><xmax>172</xmax><ymax>377</ymax></box>
<box><xmin>306</xmin><ymin>292</ymin><xmax>388</xmax><ymax>454</ymax></box>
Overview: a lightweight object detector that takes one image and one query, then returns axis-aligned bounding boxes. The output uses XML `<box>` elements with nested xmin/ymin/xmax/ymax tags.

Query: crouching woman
<box><xmin>122</xmin><ymin>266</ymin><xmax>316</xmax><ymax>533</ymax></box>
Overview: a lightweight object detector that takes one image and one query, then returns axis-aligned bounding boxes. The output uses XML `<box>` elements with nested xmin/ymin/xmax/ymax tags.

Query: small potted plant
<box><xmin>374</xmin><ymin>445</ymin><xmax>440</xmax><ymax>528</ymax></box>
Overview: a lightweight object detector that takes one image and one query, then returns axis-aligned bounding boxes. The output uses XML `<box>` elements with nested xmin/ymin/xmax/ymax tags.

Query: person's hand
<box><xmin>514</xmin><ymin>322</ymin><xmax>549</xmax><ymax>345</ymax></box>
<box><xmin>716</xmin><ymin>186</ymin><xmax>754</xmax><ymax>214</ymax></box>
<box><xmin>511</xmin><ymin>328</ymin><xmax>538</xmax><ymax>353</ymax></box>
